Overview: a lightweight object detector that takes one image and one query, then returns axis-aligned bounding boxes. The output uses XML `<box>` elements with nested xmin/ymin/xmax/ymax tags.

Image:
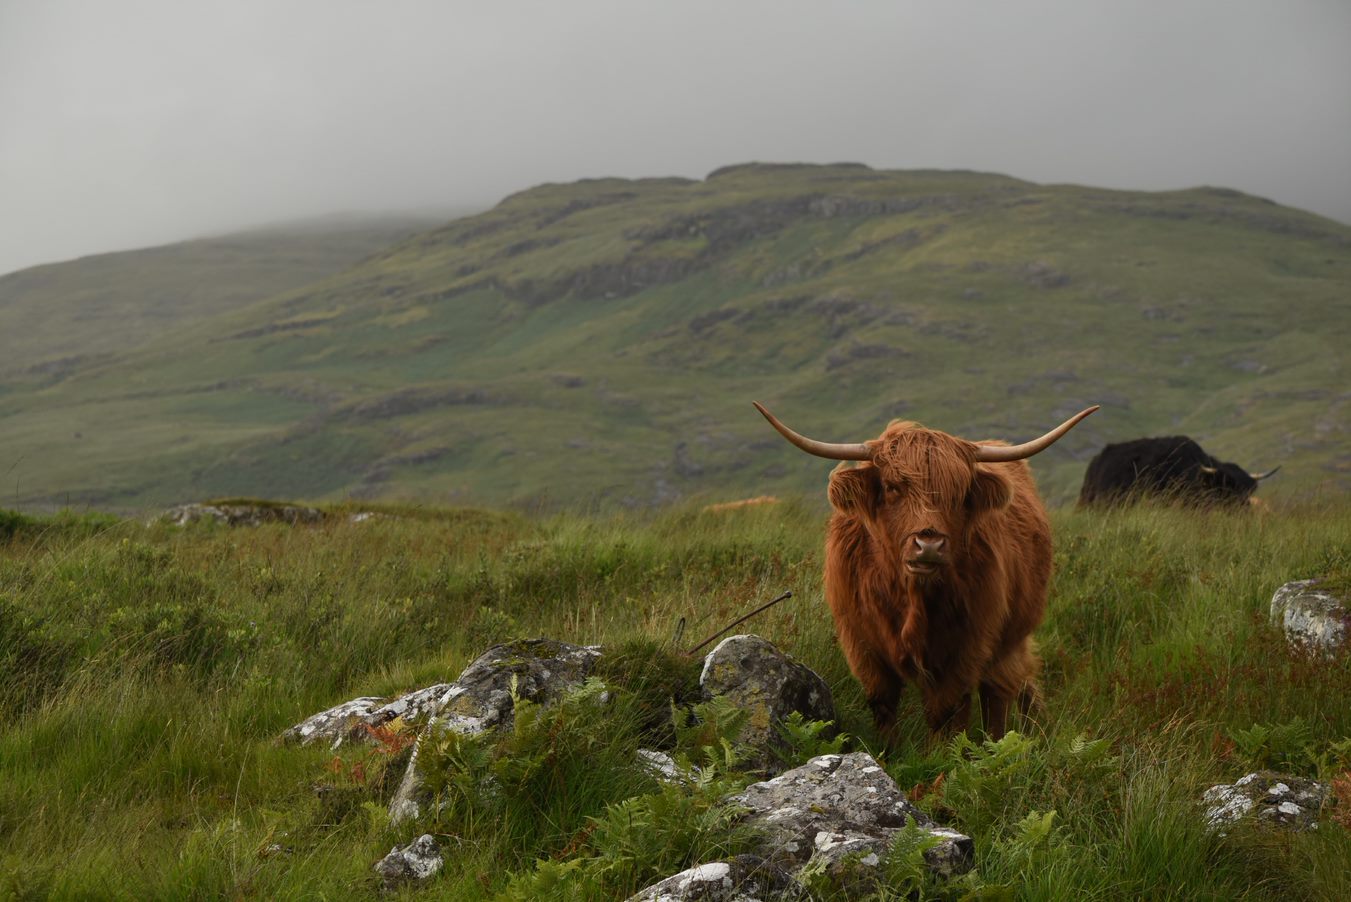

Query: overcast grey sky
<box><xmin>2</xmin><ymin>0</ymin><xmax>1348</xmax><ymax>277</ymax></box>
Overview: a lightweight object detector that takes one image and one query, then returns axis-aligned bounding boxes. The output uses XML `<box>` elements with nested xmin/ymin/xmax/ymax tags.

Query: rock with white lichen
<box><xmin>374</xmin><ymin>834</ymin><xmax>443</xmax><ymax>888</ymax></box>
<box><xmin>626</xmin><ymin>856</ymin><xmax>807</xmax><ymax>901</ymax></box>
<box><xmin>282</xmin><ymin>683</ymin><xmax>456</xmax><ymax>750</ymax></box>
<box><xmin>280</xmin><ymin>696</ymin><xmax>389</xmax><ymax>749</ymax></box>
<box><xmin>635</xmin><ymin>752</ymin><xmax>973</xmax><ymax>899</ymax></box>
<box><xmin>1202</xmin><ymin>770</ymin><xmax>1329</xmax><ymax>833</ymax></box>
<box><xmin>388</xmin><ymin>638</ymin><xmax>603</xmax><ymax>824</ymax></box>
<box><xmin>727</xmin><ymin>752</ymin><xmax>974</xmax><ymax>886</ymax></box>
<box><xmin>1271</xmin><ymin>579</ymin><xmax>1350</xmax><ymax>657</ymax></box>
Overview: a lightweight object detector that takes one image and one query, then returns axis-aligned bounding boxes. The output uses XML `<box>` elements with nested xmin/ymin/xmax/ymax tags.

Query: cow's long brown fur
<box><xmin>823</xmin><ymin>421</ymin><xmax>1051</xmax><ymax>740</ymax></box>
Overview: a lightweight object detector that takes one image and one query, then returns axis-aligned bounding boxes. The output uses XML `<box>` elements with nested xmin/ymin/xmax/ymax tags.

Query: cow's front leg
<box><xmin>923</xmin><ymin>691</ymin><xmax>972</xmax><ymax>740</ymax></box>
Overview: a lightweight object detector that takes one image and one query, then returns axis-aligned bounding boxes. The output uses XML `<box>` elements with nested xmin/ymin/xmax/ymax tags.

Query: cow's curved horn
<box><xmin>973</xmin><ymin>406</ymin><xmax>1100</xmax><ymax>463</ymax></box>
<box><xmin>753</xmin><ymin>402</ymin><xmax>872</xmax><ymax>461</ymax></box>
<box><xmin>1250</xmin><ymin>466</ymin><xmax>1281</xmax><ymax>481</ymax></box>
<box><xmin>1200</xmin><ymin>465</ymin><xmax>1219</xmax><ymax>475</ymax></box>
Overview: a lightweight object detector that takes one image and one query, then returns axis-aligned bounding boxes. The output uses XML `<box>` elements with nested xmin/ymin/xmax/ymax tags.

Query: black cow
<box><xmin>1078</xmin><ymin>436</ymin><xmax>1279</xmax><ymax>507</ymax></box>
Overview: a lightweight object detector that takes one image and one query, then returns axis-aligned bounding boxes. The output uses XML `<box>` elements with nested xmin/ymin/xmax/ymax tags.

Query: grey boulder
<box><xmin>700</xmin><ymin>634</ymin><xmax>836</xmax><ymax>772</ymax></box>
<box><xmin>728</xmin><ymin>752</ymin><xmax>973</xmax><ymax>886</ymax></box>
<box><xmin>1271</xmin><ymin>579</ymin><xmax>1349</xmax><ymax>657</ymax></box>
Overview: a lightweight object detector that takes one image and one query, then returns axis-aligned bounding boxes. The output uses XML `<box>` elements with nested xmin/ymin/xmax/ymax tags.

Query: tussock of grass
<box><xmin>1</xmin><ymin>498</ymin><xmax>1349</xmax><ymax>898</ymax></box>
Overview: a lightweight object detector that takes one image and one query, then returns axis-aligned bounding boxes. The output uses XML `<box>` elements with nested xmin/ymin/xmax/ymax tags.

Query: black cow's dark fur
<box><xmin>1078</xmin><ymin>437</ymin><xmax>1268</xmax><ymax>507</ymax></box>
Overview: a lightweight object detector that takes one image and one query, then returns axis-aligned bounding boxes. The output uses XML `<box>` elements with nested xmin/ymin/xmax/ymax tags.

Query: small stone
<box><xmin>374</xmin><ymin>834</ymin><xmax>443</xmax><ymax>888</ymax></box>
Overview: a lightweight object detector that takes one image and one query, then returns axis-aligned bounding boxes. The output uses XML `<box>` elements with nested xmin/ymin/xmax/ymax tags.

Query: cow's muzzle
<box><xmin>905</xmin><ymin>534</ymin><xmax>947</xmax><ymax>576</ymax></box>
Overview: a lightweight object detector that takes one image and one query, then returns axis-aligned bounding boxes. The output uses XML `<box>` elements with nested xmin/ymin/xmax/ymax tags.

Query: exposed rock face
<box><xmin>388</xmin><ymin>638</ymin><xmax>603</xmax><ymax>823</ymax></box>
<box><xmin>1271</xmin><ymin>579</ymin><xmax>1349</xmax><ymax>656</ymax></box>
<box><xmin>700</xmin><ymin>635</ymin><xmax>835</xmax><ymax>773</ymax></box>
<box><xmin>627</xmin><ymin>856</ymin><xmax>806</xmax><ymax>902</ymax></box>
<box><xmin>374</xmin><ymin>834</ymin><xmax>443</xmax><ymax>888</ymax></box>
<box><xmin>1203</xmin><ymin>771</ymin><xmax>1329</xmax><ymax>833</ymax></box>
<box><xmin>282</xmin><ymin>684</ymin><xmax>456</xmax><ymax>750</ymax></box>
<box><xmin>281</xmin><ymin>697</ymin><xmax>388</xmax><ymax>749</ymax></box>
<box><xmin>727</xmin><ymin>752</ymin><xmax>973</xmax><ymax>885</ymax></box>
<box><xmin>162</xmin><ymin>502</ymin><xmax>324</xmax><ymax>527</ymax></box>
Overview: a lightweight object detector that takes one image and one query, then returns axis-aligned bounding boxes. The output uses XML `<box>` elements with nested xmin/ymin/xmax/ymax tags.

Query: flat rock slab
<box><xmin>1203</xmin><ymin>770</ymin><xmax>1329</xmax><ymax>833</ymax></box>
<box><xmin>283</xmin><ymin>683</ymin><xmax>456</xmax><ymax>750</ymax></box>
<box><xmin>1271</xmin><ymin>579</ymin><xmax>1349</xmax><ymax>656</ymax></box>
<box><xmin>281</xmin><ymin>697</ymin><xmax>388</xmax><ymax>749</ymax></box>
<box><xmin>727</xmin><ymin>752</ymin><xmax>973</xmax><ymax>882</ymax></box>
<box><xmin>627</xmin><ymin>856</ymin><xmax>806</xmax><ymax>902</ymax></box>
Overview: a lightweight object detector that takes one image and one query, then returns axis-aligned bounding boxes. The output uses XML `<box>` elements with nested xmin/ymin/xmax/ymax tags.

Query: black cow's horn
<box><xmin>1199</xmin><ymin>465</ymin><xmax>1219</xmax><ymax>474</ymax></box>
<box><xmin>753</xmin><ymin>402</ymin><xmax>872</xmax><ymax>461</ymax></box>
<box><xmin>973</xmin><ymin>406</ymin><xmax>1100</xmax><ymax>463</ymax></box>
<box><xmin>1251</xmin><ymin>466</ymin><xmax>1281</xmax><ymax>481</ymax></box>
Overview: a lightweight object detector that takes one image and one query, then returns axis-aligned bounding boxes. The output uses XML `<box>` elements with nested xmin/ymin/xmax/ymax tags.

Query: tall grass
<box><xmin>1</xmin><ymin>498</ymin><xmax>1348</xmax><ymax>898</ymax></box>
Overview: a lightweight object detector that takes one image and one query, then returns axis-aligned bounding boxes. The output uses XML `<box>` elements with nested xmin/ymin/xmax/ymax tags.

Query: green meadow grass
<box><xmin>1</xmin><ymin>498</ymin><xmax>1348</xmax><ymax>899</ymax></box>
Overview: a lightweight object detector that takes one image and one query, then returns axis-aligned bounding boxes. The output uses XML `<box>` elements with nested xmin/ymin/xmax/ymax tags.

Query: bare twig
<box><xmin>684</xmin><ymin>590</ymin><xmax>793</xmax><ymax>658</ymax></box>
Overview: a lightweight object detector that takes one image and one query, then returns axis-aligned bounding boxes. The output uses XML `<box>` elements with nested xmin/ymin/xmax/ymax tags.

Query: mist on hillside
<box><xmin>2</xmin><ymin>0</ymin><xmax>1349</xmax><ymax>276</ymax></box>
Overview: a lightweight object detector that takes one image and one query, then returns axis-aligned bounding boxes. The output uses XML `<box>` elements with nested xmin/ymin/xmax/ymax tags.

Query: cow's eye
<box><xmin>883</xmin><ymin>481</ymin><xmax>905</xmax><ymax>496</ymax></box>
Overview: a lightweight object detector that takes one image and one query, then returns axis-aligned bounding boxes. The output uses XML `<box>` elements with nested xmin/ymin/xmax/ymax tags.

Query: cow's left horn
<box><xmin>1250</xmin><ymin>466</ymin><xmax>1281</xmax><ymax>481</ymax></box>
<box><xmin>753</xmin><ymin>402</ymin><xmax>872</xmax><ymax>461</ymax></box>
<box><xmin>973</xmin><ymin>406</ymin><xmax>1100</xmax><ymax>463</ymax></box>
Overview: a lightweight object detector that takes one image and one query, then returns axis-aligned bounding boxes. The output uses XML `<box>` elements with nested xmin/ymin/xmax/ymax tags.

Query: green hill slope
<box><xmin>2</xmin><ymin>164</ymin><xmax>1347</xmax><ymax>511</ymax></box>
<box><xmin>0</xmin><ymin>214</ymin><xmax>449</xmax><ymax>383</ymax></box>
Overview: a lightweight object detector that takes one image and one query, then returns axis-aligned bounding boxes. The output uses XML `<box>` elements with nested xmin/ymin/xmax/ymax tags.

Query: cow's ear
<box><xmin>967</xmin><ymin>466</ymin><xmax>1013</xmax><ymax>513</ymax></box>
<box><xmin>828</xmin><ymin>462</ymin><xmax>879</xmax><ymax>514</ymax></box>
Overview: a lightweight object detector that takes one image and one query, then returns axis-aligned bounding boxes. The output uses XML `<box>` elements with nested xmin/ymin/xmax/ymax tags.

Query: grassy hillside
<box><xmin>0</xmin><ymin>214</ymin><xmax>451</xmax><ymax>387</ymax></box>
<box><xmin>1</xmin><ymin>164</ymin><xmax>1347</xmax><ymax>512</ymax></box>
<box><xmin>1</xmin><ymin>500</ymin><xmax>1348</xmax><ymax>898</ymax></box>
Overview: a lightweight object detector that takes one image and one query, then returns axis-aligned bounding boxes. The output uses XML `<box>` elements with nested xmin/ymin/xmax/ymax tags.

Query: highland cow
<box><xmin>755</xmin><ymin>402</ymin><xmax>1098</xmax><ymax>740</ymax></box>
<box><xmin>1078</xmin><ymin>436</ymin><xmax>1279</xmax><ymax>508</ymax></box>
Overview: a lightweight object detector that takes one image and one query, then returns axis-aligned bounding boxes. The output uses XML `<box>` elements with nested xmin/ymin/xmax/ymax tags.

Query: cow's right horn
<box><xmin>753</xmin><ymin>402</ymin><xmax>872</xmax><ymax>461</ymax></box>
<box><xmin>973</xmin><ymin>406</ymin><xmax>1100</xmax><ymax>462</ymax></box>
<box><xmin>1251</xmin><ymin>466</ymin><xmax>1281</xmax><ymax>480</ymax></box>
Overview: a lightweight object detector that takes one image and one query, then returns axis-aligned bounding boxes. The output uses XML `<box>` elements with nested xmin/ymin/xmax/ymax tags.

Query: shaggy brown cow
<box><xmin>755</xmin><ymin>403</ymin><xmax>1098</xmax><ymax>740</ymax></box>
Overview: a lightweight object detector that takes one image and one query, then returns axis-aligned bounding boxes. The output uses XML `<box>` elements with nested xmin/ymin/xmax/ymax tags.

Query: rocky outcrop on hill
<box><xmin>1271</xmin><ymin>579</ymin><xmax>1349</xmax><ymax>657</ymax></box>
<box><xmin>161</xmin><ymin>501</ymin><xmax>324</xmax><ymax>527</ymax></box>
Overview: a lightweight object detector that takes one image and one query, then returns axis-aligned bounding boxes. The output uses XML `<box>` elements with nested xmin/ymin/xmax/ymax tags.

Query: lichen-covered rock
<box><xmin>388</xmin><ymin>638</ymin><xmax>602</xmax><ymax>823</ymax></box>
<box><xmin>374</xmin><ymin>834</ymin><xmax>443</xmax><ymax>888</ymax></box>
<box><xmin>1271</xmin><ymin>579</ymin><xmax>1349</xmax><ymax>657</ymax></box>
<box><xmin>700</xmin><ymin>635</ymin><xmax>835</xmax><ymax>772</ymax></box>
<box><xmin>282</xmin><ymin>682</ymin><xmax>456</xmax><ymax>750</ymax></box>
<box><xmin>365</xmin><ymin>683</ymin><xmax>455</xmax><ymax>730</ymax></box>
<box><xmin>1203</xmin><ymin>771</ymin><xmax>1329</xmax><ymax>833</ymax></box>
<box><xmin>161</xmin><ymin>502</ymin><xmax>324</xmax><ymax>527</ymax></box>
<box><xmin>627</xmin><ymin>856</ymin><xmax>806</xmax><ymax>902</ymax></box>
<box><xmin>727</xmin><ymin>752</ymin><xmax>973</xmax><ymax>887</ymax></box>
<box><xmin>280</xmin><ymin>696</ymin><xmax>388</xmax><ymax>749</ymax></box>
